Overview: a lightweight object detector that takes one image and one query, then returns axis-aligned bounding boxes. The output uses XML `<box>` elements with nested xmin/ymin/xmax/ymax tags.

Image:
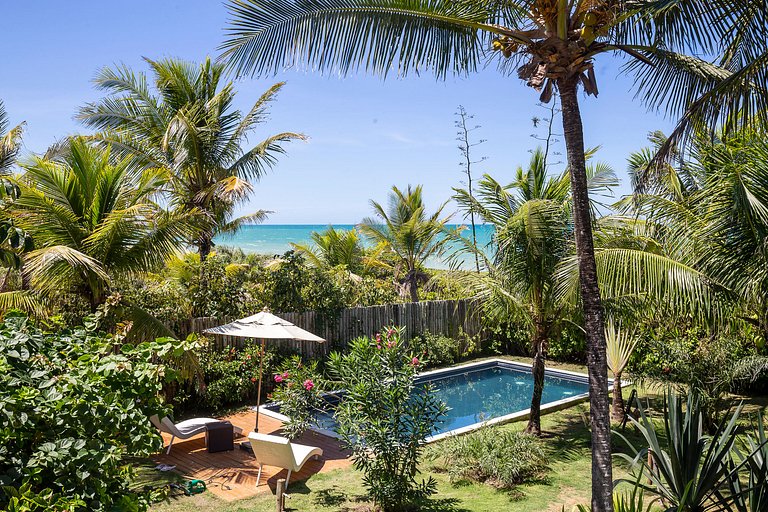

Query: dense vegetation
<box><xmin>0</xmin><ymin>314</ymin><xmax>195</xmax><ymax>510</ymax></box>
<box><xmin>1</xmin><ymin>0</ymin><xmax>767</xmax><ymax>509</ymax></box>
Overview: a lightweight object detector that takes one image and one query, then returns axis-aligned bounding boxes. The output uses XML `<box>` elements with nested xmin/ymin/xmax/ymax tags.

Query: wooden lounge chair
<box><xmin>150</xmin><ymin>415</ymin><xmax>241</xmax><ymax>454</ymax></box>
<box><xmin>247</xmin><ymin>432</ymin><xmax>323</xmax><ymax>488</ymax></box>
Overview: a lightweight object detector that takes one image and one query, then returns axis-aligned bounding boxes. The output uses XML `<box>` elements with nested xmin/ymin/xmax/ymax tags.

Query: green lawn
<box><xmin>148</xmin><ymin>382</ymin><xmax>649</xmax><ymax>512</ymax></box>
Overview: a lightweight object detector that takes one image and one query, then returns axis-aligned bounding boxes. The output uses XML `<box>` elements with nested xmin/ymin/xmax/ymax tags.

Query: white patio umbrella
<box><xmin>204</xmin><ymin>311</ymin><xmax>325</xmax><ymax>432</ymax></box>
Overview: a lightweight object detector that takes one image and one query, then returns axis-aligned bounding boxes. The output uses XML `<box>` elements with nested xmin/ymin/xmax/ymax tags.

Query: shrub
<box><xmin>193</xmin><ymin>343</ymin><xmax>280</xmax><ymax>412</ymax></box>
<box><xmin>410</xmin><ymin>331</ymin><xmax>458</xmax><ymax>367</ymax></box>
<box><xmin>428</xmin><ymin>427</ymin><xmax>548</xmax><ymax>489</ymax></box>
<box><xmin>0</xmin><ymin>315</ymin><xmax>185</xmax><ymax>511</ymax></box>
<box><xmin>270</xmin><ymin>356</ymin><xmax>325</xmax><ymax>439</ymax></box>
<box><xmin>410</xmin><ymin>330</ymin><xmax>481</xmax><ymax>368</ymax></box>
<box><xmin>328</xmin><ymin>327</ymin><xmax>446</xmax><ymax>511</ymax></box>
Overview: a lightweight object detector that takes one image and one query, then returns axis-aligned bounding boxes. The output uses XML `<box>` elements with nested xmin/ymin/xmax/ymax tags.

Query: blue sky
<box><xmin>2</xmin><ymin>1</ymin><xmax>674</xmax><ymax>224</ymax></box>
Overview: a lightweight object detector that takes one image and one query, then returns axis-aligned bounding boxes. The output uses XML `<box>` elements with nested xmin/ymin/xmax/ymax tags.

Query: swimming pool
<box><xmin>260</xmin><ymin>359</ymin><xmax>594</xmax><ymax>442</ymax></box>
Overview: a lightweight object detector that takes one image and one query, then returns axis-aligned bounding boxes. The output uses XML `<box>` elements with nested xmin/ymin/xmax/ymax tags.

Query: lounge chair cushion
<box><xmin>248</xmin><ymin>432</ymin><xmax>323</xmax><ymax>472</ymax></box>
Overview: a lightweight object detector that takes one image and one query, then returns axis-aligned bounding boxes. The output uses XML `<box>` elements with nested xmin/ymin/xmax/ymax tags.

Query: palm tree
<box><xmin>291</xmin><ymin>226</ymin><xmax>367</xmax><ymax>274</ymax></box>
<box><xmin>611</xmin><ymin>129</ymin><xmax>768</xmax><ymax>340</ymax></box>
<box><xmin>219</xmin><ymin>2</ymin><xmax>766</xmax><ymax>506</ymax></box>
<box><xmin>78</xmin><ymin>57</ymin><xmax>305</xmax><ymax>261</ymax></box>
<box><xmin>0</xmin><ymin>100</ymin><xmax>23</xmax><ymax>177</ymax></box>
<box><xmin>453</xmin><ymin>148</ymin><xmax>617</xmax><ymax>435</ymax></box>
<box><xmin>0</xmin><ymin>101</ymin><xmax>39</xmax><ymax>314</ymax></box>
<box><xmin>360</xmin><ymin>185</ymin><xmax>451</xmax><ymax>302</ymax></box>
<box><xmin>12</xmin><ymin>138</ymin><xmax>193</xmax><ymax>313</ymax></box>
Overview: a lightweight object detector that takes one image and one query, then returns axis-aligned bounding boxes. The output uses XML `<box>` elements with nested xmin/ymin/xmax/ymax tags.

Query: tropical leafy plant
<box><xmin>428</xmin><ymin>427</ymin><xmax>547</xmax><ymax>490</ymax></box>
<box><xmin>0</xmin><ymin>314</ymin><xmax>191</xmax><ymax>511</ymax></box>
<box><xmin>616</xmin><ymin>388</ymin><xmax>743</xmax><ymax>512</ymax></box>
<box><xmin>79</xmin><ymin>57</ymin><xmax>304</xmax><ymax>261</ymax></box>
<box><xmin>605</xmin><ymin>317</ymin><xmax>638</xmax><ymax>422</ymax></box>
<box><xmin>328</xmin><ymin>327</ymin><xmax>445</xmax><ymax>511</ymax></box>
<box><xmin>12</xmin><ymin>138</ymin><xmax>192</xmax><ymax>317</ymax></box>
<box><xmin>291</xmin><ymin>226</ymin><xmax>368</xmax><ymax>275</ymax></box>
<box><xmin>270</xmin><ymin>355</ymin><xmax>325</xmax><ymax>439</ymax></box>
<box><xmin>0</xmin><ymin>100</ymin><xmax>23</xmax><ymax>178</ymax></box>
<box><xmin>360</xmin><ymin>185</ymin><xmax>452</xmax><ymax>302</ymax></box>
<box><xmin>192</xmin><ymin>343</ymin><xmax>280</xmax><ymax>412</ymax></box>
<box><xmin>731</xmin><ymin>414</ymin><xmax>768</xmax><ymax>512</ymax></box>
<box><xmin>221</xmin><ymin>2</ymin><xmax>768</xmax><ymax>505</ymax></box>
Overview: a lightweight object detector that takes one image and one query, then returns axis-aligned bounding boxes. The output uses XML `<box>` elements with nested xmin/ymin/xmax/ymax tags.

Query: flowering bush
<box><xmin>270</xmin><ymin>356</ymin><xmax>325</xmax><ymax>440</ymax></box>
<box><xmin>328</xmin><ymin>326</ymin><xmax>446</xmax><ymax>511</ymax></box>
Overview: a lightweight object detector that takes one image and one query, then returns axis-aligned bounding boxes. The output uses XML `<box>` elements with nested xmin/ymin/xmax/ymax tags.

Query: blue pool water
<box><xmin>265</xmin><ymin>360</ymin><xmax>590</xmax><ymax>437</ymax></box>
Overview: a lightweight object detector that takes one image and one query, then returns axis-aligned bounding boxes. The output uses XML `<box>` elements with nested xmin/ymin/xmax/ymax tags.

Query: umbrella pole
<box><xmin>255</xmin><ymin>338</ymin><xmax>266</xmax><ymax>432</ymax></box>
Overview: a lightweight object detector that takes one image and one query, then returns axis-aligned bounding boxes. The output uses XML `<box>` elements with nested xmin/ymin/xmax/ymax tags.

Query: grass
<box><xmin>148</xmin><ymin>388</ymin><xmax>651</xmax><ymax>512</ymax></box>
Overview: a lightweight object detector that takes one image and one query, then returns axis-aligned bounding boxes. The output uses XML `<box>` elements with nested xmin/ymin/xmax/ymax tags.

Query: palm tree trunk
<box><xmin>611</xmin><ymin>371</ymin><xmax>625</xmax><ymax>422</ymax></box>
<box><xmin>408</xmin><ymin>270</ymin><xmax>419</xmax><ymax>302</ymax></box>
<box><xmin>526</xmin><ymin>324</ymin><xmax>548</xmax><ymax>436</ymax></box>
<box><xmin>198</xmin><ymin>234</ymin><xmax>213</xmax><ymax>262</ymax></box>
<box><xmin>558</xmin><ymin>77</ymin><xmax>613</xmax><ymax>512</ymax></box>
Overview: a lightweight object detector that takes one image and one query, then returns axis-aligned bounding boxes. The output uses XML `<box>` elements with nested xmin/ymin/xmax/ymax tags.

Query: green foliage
<box><xmin>616</xmin><ymin>388</ymin><xmax>743</xmax><ymax>511</ymax></box>
<box><xmin>12</xmin><ymin>138</ymin><xmax>193</xmax><ymax>311</ymax></box>
<box><xmin>731</xmin><ymin>413</ymin><xmax>768</xmax><ymax>512</ymax></box>
<box><xmin>628</xmin><ymin>327</ymin><xmax>755</xmax><ymax>425</ymax></box>
<box><xmin>328</xmin><ymin>327</ymin><xmax>446</xmax><ymax>511</ymax></box>
<box><xmin>291</xmin><ymin>226</ymin><xmax>367</xmax><ymax>274</ymax></box>
<box><xmin>79</xmin><ymin>58</ymin><xmax>304</xmax><ymax>258</ymax></box>
<box><xmin>428</xmin><ymin>428</ymin><xmax>547</xmax><ymax>490</ymax></box>
<box><xmin>270</xmin><ymin>356</ymin><xmax>325</xmax><ymax>439</ymax></box>
<box><xmin>360</xmin><ymin>185</ymin><xmax>453</xmax><ymax>302</ymax></box>
<box><xmin>193</xmin><ymin>343</ymin><xmax>279</xmax><ymax>412</ymax></box>
<box><xmin>410</xmin><ymin>330</ymin><xmax>478</xmax><ymax>368</ymax></box>
<box><xmin>0</xmin><ymin>315</ymin><xmax>185</xmax><ymax>511</ymax></box>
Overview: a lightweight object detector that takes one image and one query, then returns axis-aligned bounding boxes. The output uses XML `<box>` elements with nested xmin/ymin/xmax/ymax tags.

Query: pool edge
<box><xmin>256</xmin><ymin>357</ymin><xmax>622</xmax><ymax>444</ymax></box>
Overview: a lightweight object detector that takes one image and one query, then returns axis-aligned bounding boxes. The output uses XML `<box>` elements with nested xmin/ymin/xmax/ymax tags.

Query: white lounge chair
<box><xmin>248</xmin><ymin>432</ymin><xmax>323</xmax><ymax>488</ymax></box>
<box><xmin>150</xmin><ymin>415</ymin><xmax>241</xmax><ymax>454</ymax></box>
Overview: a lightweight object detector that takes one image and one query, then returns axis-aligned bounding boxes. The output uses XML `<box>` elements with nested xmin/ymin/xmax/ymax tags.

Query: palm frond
<box><xmin>220</xmin><ymin>0</ymin><xmax>520</xmax><ymax>78</ymax></box>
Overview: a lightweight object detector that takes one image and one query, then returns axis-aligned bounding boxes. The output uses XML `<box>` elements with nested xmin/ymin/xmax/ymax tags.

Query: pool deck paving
<box><xmin>152</xmin><ymin>410</ymin><xmax>351</xmax><ymax>502</ymax></box>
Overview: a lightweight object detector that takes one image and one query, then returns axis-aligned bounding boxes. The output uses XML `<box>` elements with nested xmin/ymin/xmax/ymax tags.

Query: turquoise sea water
<box><xmin>215</xmin><ymin>224</ymin><xmax>495</xmax><ymax>269</ymax></box>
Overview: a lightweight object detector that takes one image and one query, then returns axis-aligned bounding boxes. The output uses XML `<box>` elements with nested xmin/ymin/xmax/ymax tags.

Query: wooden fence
<box><xmin>180</xmin><ymin>299</ymin><xmax>484</xmax><ymax>358</ymax></box>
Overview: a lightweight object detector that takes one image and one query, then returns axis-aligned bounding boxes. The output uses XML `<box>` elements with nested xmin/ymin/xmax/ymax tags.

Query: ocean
<box><xmin>214</xmin><ymin>224</ymin><xmax>495</xmax><ymax>270</ymax></box>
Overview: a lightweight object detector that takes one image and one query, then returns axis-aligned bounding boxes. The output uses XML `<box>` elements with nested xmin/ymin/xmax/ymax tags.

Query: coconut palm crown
<box><xmin>79</xmin><ymin>57</ymin><xmax>305</xmax><ymax>260</ymax></box>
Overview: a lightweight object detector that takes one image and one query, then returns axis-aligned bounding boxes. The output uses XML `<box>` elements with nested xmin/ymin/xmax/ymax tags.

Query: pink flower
<box><xmin>282</xmin><ymin>372</ymin><xmax>289</xmax><ymax>379</ymax></box>
<box><xmin>387</xmin><ymin>340</ymin><xmax>395</xmax><ymax>349</ymax></box>
<box><xmin>274</xmin><ymin>374</ymin><xmax>283</xmax><ymax>383</ymax></box>
<box><xmin>377</xmin><ymin>344</ymin><xmax>382</xmax><ymax>350</ymax></box>
<box><xmin>375</xmin><ymin>333</ymin><xmax>382</xmax><ymax>343</ymax></box>
<box><xmin>411</xmin><ymin>357</ymin><xmax>419</xmax><ymax>366</ymax></box>
<box><xmin>387</xmin><ymin>328</ymin><xmax>395</xmax><ymax>337</ymax></box>
<box><xmin>303</xmin><ymin>379</ymin><xmax>314</xmax><ymax>391</ymax></box>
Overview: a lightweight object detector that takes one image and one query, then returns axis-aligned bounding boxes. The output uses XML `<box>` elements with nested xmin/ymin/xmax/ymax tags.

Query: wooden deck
<box><xmin>152</xmin><ymin>410</ymin><xmax>351</xmax><ymax>502</ymax></box>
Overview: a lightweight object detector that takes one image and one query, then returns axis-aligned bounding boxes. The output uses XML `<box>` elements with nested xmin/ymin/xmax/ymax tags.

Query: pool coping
<box><xmin>256</xmin><ymin>357</ymin><xmax>616</xmax><ymax>443</ymax></box>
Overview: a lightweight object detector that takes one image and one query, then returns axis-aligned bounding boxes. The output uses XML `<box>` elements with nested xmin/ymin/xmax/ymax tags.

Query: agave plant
<box><xmin>731</xmin><ymin>414</ymin><xmax>768</xmax><ymax>512</ymax></box>
<box><xmin>616</xmin><ymin>387</ymin><xmax>743</xmax><ymax>512</ymax></box>
<box><xmin>605</xmin><ymin>317</ymin><xmax>638</xmax><ymax>422</ymax></box>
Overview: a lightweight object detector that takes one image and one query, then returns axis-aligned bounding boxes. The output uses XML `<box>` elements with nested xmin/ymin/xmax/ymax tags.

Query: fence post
<box><xmin>275</xmin><ymin>478</ymin><xmax>285</xmax><ymax>512</ymax></box>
